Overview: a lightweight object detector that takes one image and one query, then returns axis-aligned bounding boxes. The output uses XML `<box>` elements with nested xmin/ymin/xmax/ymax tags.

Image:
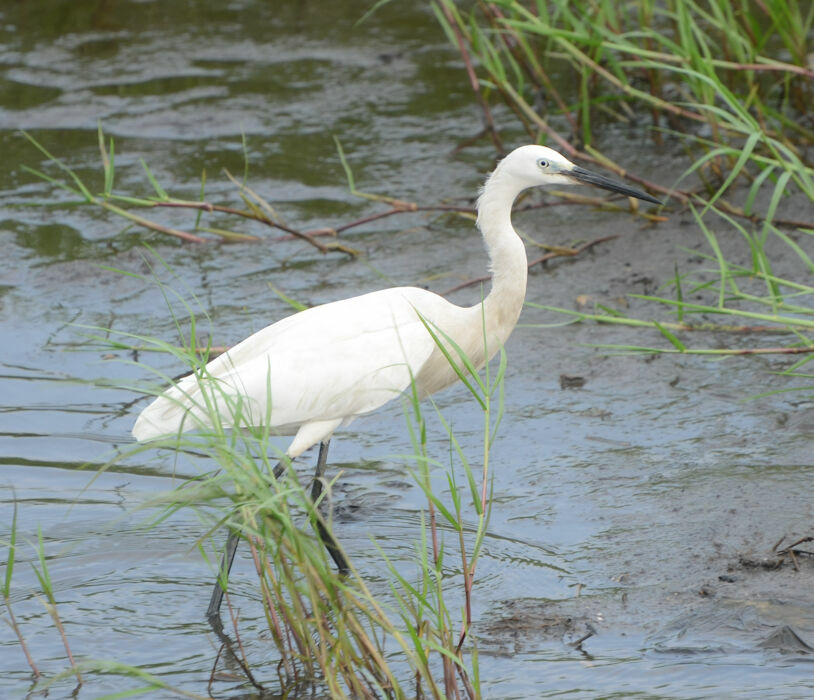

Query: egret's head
<box><xmin>496</xmin><ymin>144</ymin><xmax>661</xmax><ymax>204</ymax></box>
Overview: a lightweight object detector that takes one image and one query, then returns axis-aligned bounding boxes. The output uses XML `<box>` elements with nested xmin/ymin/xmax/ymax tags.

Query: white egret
<box><xmin>132</xmin><ymin>145</ymin><xmax>661</xmax><ymax>619</ymax></box>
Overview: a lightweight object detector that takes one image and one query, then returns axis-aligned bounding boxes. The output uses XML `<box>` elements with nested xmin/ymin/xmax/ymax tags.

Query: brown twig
<box><xmin>279</xmin><ymin>200</ymin><xmax>599</xmax><ymax>242</ymax></box>
<box><xmin>714</xmin><ymin>199</ymin><xmax>813</xmax><ymax>231</ymax></box>
<box><xmin>455</xmin><ymin>531</ymin><xmax>472</xmax><ymax>655</ymax></box>
<box><xmin>570</xmin><ymin>628</ymin><xmax>596</xmax><ymax>648</ymax></box>
<box><xmin>272</xmin><ymin>202</ymin><xmax>472</xmax><ymax>243</ymax></box>
<box><xmin>207</xmin><ymin>613</ymin><xmax>263</xmax><ymax>692</ymax></box>
<box><xmin>156</xmin><ymin>199</ymin><xmax>358</xmax><ymax>256</ymax></box>
<box><xmin>771</xmin><ymin>535</ymin><xmax>814</xmax><ymax>572</ymax></box>
<box><xmin>657</xmin><ymin>323</ymin><xmax>806</xmax><ymax>334</ymax></box>
<box><xmin>155</xmin><ymin>200</ymin><xmax>261</xmax><ymax>238</ymax></box>
<box><xmin>709</xmin><ymin>346</ymin><xmax>814</xmax><ymax>356</ymax></box>
<box><xmin>138</xmin><ymin>159</ymin><xmax>810</xmax><ymax>271</ymax></box>
<box><xmin>442</xmin><ymin>234</ymin><xmax>620</xmax><ymax>296</ymax></box>
<box><xmin>455</xmin><ymin>436</ymin><xmax>492</xmax><ymax>656</ymax></box>
<box><xmin>247</xmin><ymin>537</ymin><xmax>294</xmax><ymax>676</ymax></box>
<box><xmin>456</xmin><ymin>660</ymin><xmax>476</xmax><ymax>699</ymax></box>
<box><xmin>528</xmin><ymin>234</ymin><xmax>621</xmax><ymax>266</ymax></box>
<box><xmin>225</xmin><ymin>595</ymin><xmax>261</xmax><ymax>689</ymax></box>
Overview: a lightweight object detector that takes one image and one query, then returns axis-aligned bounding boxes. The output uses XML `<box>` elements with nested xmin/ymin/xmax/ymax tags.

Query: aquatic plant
<box><xmin>430</xmin><ymin>0</ymin><xmax>813</xmax><ymax>386</ymax></box>
<box><xmin>107</xmin><ymin>265</ymin><xmax>503</xmax><ymax>697</ymax></box>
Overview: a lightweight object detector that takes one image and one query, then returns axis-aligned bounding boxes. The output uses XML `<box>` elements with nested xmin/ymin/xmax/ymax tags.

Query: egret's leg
<box><xmin>206</xmin><ymin>529</ymin><xmax>240</xmax><ymax>621</ymax></box>
<box><xmin>206</xmin><ymin>458</ymin><xmax>288</xmax><ymax>621</ymax></box>
<box><xmin>310</xmin><ymin>440</ymin><xmax>350</xmax><ymax>574</ymax></box>
<box><xmin>207</xmin><ymin>443</ymin><xmax>349</xmax><ymax>622</ymax></box>
<box><xmin>310</xmin><ymin>439</ymin><xmax>330</xmax><ymax>502</ymax></box>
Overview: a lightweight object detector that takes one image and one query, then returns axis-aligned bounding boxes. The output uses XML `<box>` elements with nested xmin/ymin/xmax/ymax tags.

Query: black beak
<box><xmin>569</xmin><ymin>166</ymin><xmax>662</xmax><ymax>205</ymax></box>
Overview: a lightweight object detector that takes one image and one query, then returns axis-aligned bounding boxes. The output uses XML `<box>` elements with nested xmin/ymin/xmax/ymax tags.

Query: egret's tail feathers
<box><xmin>131</xmin><ymin>370</ymin><xmax>210</xmax><ymax>442</ymax></box>
<box><xmin>132</xmin><ymin>368</ymin><xmax>261</xmax><ymax>442</ymax></box>
<box><xmin>132</xmin><ymin>391</ymin><xmax>191</xmax><ymax>442</ymax></box>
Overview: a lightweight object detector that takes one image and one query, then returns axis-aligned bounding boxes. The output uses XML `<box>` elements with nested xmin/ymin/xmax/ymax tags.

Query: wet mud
<box><xmin>0</xmin><ymin>1</ymin><xmax>812</xmax><ymax>697</ymax></box>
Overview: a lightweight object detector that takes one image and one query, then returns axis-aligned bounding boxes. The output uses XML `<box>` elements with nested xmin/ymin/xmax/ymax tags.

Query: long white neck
<box><xmin>475</xmin><ymin>165</ymin><xmax>529</xmax><ymax>352</ymax></box>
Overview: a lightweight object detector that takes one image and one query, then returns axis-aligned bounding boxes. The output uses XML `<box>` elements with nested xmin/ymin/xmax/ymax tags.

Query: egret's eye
<box><xmin>537</xmin><ymin>158</ymin><xmax>549</xmax><ymax>169</ymax></box>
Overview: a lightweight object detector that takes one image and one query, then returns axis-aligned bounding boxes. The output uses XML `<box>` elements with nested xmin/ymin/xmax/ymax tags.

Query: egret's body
<box><xmin>132</xmin><ymin>145</ymin><xmax>660</xmax><ymax>619</ymax></box>
<box><xmin>132</xmin><ymin>149</ymin><xmax>536</xmax><ymax>452</ymax></box>
<box><xmin>132</xmin><ymin>284</ymin><xmax>520</xmax><ymax>456</ymax></box>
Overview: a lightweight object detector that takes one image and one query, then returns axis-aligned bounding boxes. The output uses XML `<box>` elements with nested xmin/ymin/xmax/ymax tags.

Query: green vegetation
<box><xmin>3</xmin><ymin>254</ymin><xmax>502</xmax><ymax>696</ymax></box>
<box><xmin>115</xmin><ymin>279</ymin><xmax>504</xmax><ymax>697</ymax></box>
<box><xmin>432</xmin><ymin>0</ymin><xmax>812</xmax><ymax>386</ymax></box>
<box><xmin>6</xmin><ymin>1</ymin><xmax>812</xmax><ymax>695</ymax></box>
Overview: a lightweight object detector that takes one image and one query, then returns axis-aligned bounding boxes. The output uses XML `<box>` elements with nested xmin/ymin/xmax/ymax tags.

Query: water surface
<box><xmin>1</xmin><ymin>1</ymin><xmax>813</xmax><ymax>698</ymax></box>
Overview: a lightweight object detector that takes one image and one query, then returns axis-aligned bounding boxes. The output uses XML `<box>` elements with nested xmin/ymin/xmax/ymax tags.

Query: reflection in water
<box><xmin>0</xmin><ymin>0</ymin><xmax>812</xmax><ymax>697</ymax></box>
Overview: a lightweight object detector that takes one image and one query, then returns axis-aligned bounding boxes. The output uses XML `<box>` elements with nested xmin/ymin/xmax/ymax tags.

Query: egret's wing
<box><xmin>133</xmin><ymin>288</ymin><xmax>446</xmax><ymax>440</ymax></box>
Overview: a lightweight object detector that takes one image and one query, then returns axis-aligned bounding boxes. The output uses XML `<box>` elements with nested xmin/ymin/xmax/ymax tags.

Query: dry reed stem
<box><xmin>438</xmin><ymin>1</ymin><xmax>503</xmax><ymax>153</ymax></box>
<box><xmin>682</xmin><ymin>345</ymin><xmax>814</xmax><ymax>356</ymax></box>
<box><xmin>3</xmin><ymin>600</ymin><xmax>40</xmax><ymax>678</ymax></box>
<box><xmin>248</xmin><ymin>538</ymin><xmax>288</xmax><ymax>655</ymax></box>
<box><xmin>104</xmin><ymin>201</ymin><xmax>206</xmax><ymax>243</ymax></box>
<box><xmin>44</xmin><ymin>601</ymin><xmax>82</xmax><ymax>685</ymax></box>
<box><xmin>208</xmin><ymin>641</ymin><xmax>225</xmax><ymax>693</ymax></box>
<box><xmin>479</xmin><ymin>1</ymin><xmax>579</xmax><ymax>135</ymax></box>
<box><xmin>224</xmin><ymin>593</ymin><xmax>263</xmax><ymax>689</ymax></box>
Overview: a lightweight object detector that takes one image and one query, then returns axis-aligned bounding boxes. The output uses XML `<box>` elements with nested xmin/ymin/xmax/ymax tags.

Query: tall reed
<box><xmin>98</xmin><ymin>258</ymin><xmax>502</xmax><ymax>697</ymax></box>
<box><xmin>431</xmin><ymin>0</ymin><xmax>813</xmax><ymax>373</ymax></box>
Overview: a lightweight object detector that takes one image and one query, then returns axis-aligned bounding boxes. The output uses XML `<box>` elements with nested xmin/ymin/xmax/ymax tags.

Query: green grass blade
<box><xmin>140</xmin><ymin>159</ymin><xmax>169</xmax><ymax>200</ymax></box>
<box><xmin>3</xmin><ymin>502</ymin><xmax>17</xmax><ymax>597</ymax></box>
<box><xmin>334</xmin><ymin>136</ymin><xmax>356</xmax><ymax>193</ymax></box>
<box><xmin>20</xmin><ymin>131</ymin><xmax>94</xmax><ymax>202</ymax></box>
<box><xmin>654</xmin><ymin>321</ymin><xmax>687</xmax><ymax>351</ymax></box>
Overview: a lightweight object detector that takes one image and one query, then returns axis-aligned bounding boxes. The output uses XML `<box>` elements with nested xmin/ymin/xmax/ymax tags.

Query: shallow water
<box><xmin>1</xmin><ymin>1</ymin><xmax>813</xmax><ymax>698</ymax></box>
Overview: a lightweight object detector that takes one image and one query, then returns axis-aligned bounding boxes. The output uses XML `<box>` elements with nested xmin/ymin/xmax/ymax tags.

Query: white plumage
<box><xmin>133</xmin><ymin>287</ymin><xmax>482</xmax><ymax>456</ymax></box>
<box><xmin>133</xmin><ymin>145</ymin><xmax>659</xmax><ymax>459</ymax></box>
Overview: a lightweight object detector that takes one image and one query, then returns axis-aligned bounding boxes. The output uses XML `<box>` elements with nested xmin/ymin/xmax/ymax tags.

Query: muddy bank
<box><xmin>0</xmin><ymin>0</ymin><xmax>812</xmax><ymax>696</ymax></box>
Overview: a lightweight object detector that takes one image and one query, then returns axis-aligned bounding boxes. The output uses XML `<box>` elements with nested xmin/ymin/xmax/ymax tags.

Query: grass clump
<box><xmin>13</xmin><ymin>250</ymin><xmax>496</xmax><ymax>697</ymax></box>
<box><xmin>119</xmin><ymin>271</ymin><xmax>503</xmax><ymax>697</ymax></box>
<box><xmin>3</xmin><ymin>257</ymin><xmax>503</xmax><ymax>697</ymax></box>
